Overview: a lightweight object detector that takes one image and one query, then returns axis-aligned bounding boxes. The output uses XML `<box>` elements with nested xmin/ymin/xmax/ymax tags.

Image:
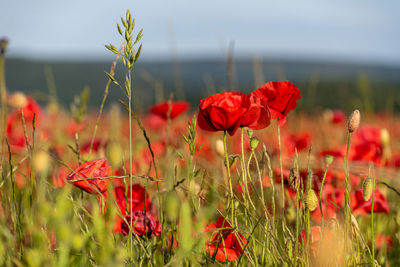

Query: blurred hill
<box><xmin>4</xmin><ymin>57</ymin><xmax>400</xmax><ymax>113</ymax></box>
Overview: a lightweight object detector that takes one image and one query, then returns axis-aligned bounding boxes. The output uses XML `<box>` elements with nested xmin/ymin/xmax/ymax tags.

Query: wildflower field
<box><xmin>1</xmin><ymin>11</ymin><xmax>400</xmax><ymax>267</ymax></box>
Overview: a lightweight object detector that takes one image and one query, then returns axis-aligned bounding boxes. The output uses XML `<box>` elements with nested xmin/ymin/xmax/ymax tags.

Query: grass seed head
<box><xmin>289</xmin><ymin>168</ymin><xmax>299</xmax><ymax>191</ymax></box>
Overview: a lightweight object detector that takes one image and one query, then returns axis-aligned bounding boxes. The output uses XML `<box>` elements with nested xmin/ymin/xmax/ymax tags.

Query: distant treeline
<box><xmin>5</xmin><ymin>57</ymin><xmax>400</xmax><ymax>114</ymax></box>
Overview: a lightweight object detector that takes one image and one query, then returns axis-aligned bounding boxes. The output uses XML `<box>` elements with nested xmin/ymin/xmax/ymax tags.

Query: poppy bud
<box><xmin>325</xmin><ymin>154</ymin><xmax>334</xmax><ymax>166</ymax></box>
<box><xmin>250</xmin><ymin>137</ymin><xmax>259</xmax><ymax>151</ymax></box>
<box><xmin>305</xmin><ymin>189</ymin><xmax>318</xmax><ymax>211</ymax></box>
<box><xmin>362</xmin><ymin>177</ymin><xmax>373</xmax><ymax>201</ymax></box>
<box><xmin>348</xmin><ymin>110</ymin><xmax>360</xmax><ymax>133</ymax></box>
<box><xmin>32</xmin><ymin>150</ymin><xmax>50</xmax><ymax>174</ymax></box>
<box><xmin>7</xmin><ymin>92</ymin><xmax>28</xmax><ymax>108</ymax></box>
<box><xmin>380</xmin><ymin>128</ymin><xmax>390</xmax><ymax>147</ymax></box>
<box><xmin>106</xmin><ymin>141</ymin><xmax>123</xmax><ymax>168</ymax></box>
<box><xmin>215</xmin><ymin>139</ymin><xmax>224</xmax><ymax>157</ymax></box>
<box><xmin>247</xmin><ymin>129</ymin><xmax>253</xmax><ymax>138</ymax></box>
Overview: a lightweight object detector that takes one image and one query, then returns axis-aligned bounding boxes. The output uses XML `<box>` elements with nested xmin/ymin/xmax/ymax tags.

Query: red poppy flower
<box><xmin>204</xmin><ymin>217</ymin><xmax>246</xmax><ymax>262</ymax></box>
<box><xmin>284</xmin><ymin>132</ymin><xmax>312</xmax><ymax>156</ymax></box>
<box><xmin>250</xmin><ymin>81</ymin><xmax>301</xmax><ymax>126</ymax></box>
<box><xmin>20</xmin><ymin>96</ymin><xmax>42</xmax><ymax>123</ymax></box>
<box><xmin>198</xmin><ymin>92</ymin><xmax>249</xmax><ymax>136</ymax></box>
<box><xmin>116</xmin><ymin>211</ymin><xmax>161</xmax><ymax>238</ymax></box>
<box><xmin>351</xmin><ymin>189</ymin><xmax>389</xmax><ymax>215</ymax></box>
<box><xmin>150</xmin><ymin>101</ymin><xmax>190</xmax><ymax>120</ymax></box>
<box><xmin>240</xmin><ymin>95</ymin><xmax>271</xmax><ymax>130</ymax></box>
<box><xmin>114</xmin><ymin>184</ymin><xmax>151</xmax><ymax>216</ymax></box>
<box><xmin>376</xmin><ymin>234</ymin><xmax>393</xmax><ymax>249</ymax></box>
<box><xmin>332</xmin><ymin>110</ymin><xmax>346</xmax><ymax>124</ymax></box>
<box><xmin>67</xmin><ymin>159</ymin><xmax>112</xmax><ymax>194</ymax></box>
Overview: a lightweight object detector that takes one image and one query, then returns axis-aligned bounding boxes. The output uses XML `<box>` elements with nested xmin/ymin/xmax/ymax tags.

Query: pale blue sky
<box><xmin>1</xmin><ymin>0</ymin><xmax>399</xmax><ymax>64</ymax></box>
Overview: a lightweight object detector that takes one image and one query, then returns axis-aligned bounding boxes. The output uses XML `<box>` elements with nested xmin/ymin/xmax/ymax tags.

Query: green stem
<box><xmin>277</xmin><ymin>123</ymin><xmax>285</xmax><ymax>211</ymax></box>
<box><xmin>128</xmin><ymin>71</ymin><xmax>133</xmax><ymax>259</ymax></box>
<box><xmin>223</xmin><ymin>131</ymin><xmax>234</xmax><ymax>224</ymax></box>
<box><xmin>318</xmin><ymin>162</ymin><xmax>331</xmax><ymax>228</ymax></box>
<box><xmin>371</xmin><ymin>165</ymin><xmax>376</xmax><ymax>266</ymax></box>
<box><xmin>0</xmin><ymin>52</ymin><xmax>7</xmax><ymax>162</ymax></box>
<box><xmin>344</xmin><ymin>133</ymin><xmax>352</xmax><ymax>257</ymax></box>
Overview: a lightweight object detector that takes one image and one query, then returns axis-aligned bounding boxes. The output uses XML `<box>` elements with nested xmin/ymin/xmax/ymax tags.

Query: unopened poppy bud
<box><xmin>32</xmin><ymin>150</ymin><xmax>50</xmax><ymax>173</ymax></box>
<box><xmin>325</xmin><ymin>155</ymin><xmax>334</xmax><ymax>166</ymax></box>
<box><xmin>305</xmin><ymin>189</ymin><xmax>318</xmax><ymax>211</ymax></box>
<box><xmin>250</xmin><ymin>137</ymin><xmax>259</xmax><ymax>151</ymax></box>
<box><xmin>247</xmin><ymin>129</ymin><xmax>253</xmax><ymax>138</ymax></box>
<box><xmin>215</xmin><ymin>139</ymin><xmax>224</xmax><ymax>157</ymax></box>
<box><xmin>224</xmin><ymin>154</ymin><xmax>239</xmax><ymax>168</ymax></box>
<box><xmin>7</xmin><ymin>92</ymin><xmax>27</xmax><ymax>108</ymax></box>
<box><xmin>362</xmin><ymin>177</ymin><xmax>373</xmax><ymax>201</ymax></box>
<box><xmin>348</xmin><ymin>110</ymin><xmax>360</xmax><ymax>133</ymax></box>
<box><xmin>289</xmin><ymin>168</ymin><xmax>299</xmax><ymax>191</ymax></box>
<box><xmin>165</xmin><ymin>191</ymin><xmax>180</xmax><ymax>221</ymax></box>
<box><xmin>380</xmin><ymin>128</ymin><xmax>390</xmax><ymax>147</ymax></box>
<box><xmin>106</xmin><ymin>141</ymin><xmax>123</xmax><ymax>168</ymax></box>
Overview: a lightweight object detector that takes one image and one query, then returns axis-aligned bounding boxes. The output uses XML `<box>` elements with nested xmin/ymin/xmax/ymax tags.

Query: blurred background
<box><xmin>1</xmin><ymin>0</ymin><xmax>400</xmax><ymax>113</ymax></box>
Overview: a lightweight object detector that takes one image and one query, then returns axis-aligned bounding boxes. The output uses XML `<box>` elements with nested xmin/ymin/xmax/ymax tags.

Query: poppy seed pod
<box><xmin>325</xmin><ymin>154</ymin><xmax>334</xmax><ymax>166</ymax></box>
<box><xmin>348</xmin><ymin>110</ymin><xmax>360</xmax><ymax>133</ymax></box>
<box><xmin>250</xmin><ymin>137</ymin><xmax>259</xmax><ymax>151</ymax></box>
<box><xmin>305</xmin><ymin>189</ymin><xmax>318</xmax><ymax>211</ymax></box>
<box><xmin>362</xmin><ymin>177</ymin><xmax>373</xmax><ymax>201</ymax></box>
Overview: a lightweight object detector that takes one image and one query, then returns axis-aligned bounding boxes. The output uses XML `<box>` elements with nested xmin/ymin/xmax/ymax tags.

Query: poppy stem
<box><xmin>0</xmin><ymin>45</ymin><xmax>8</xmax><ymax>165</ymax></box>
<box><xmin>223</xmin><ymin>131</ymin><xmax>234</xmax><ymax>225</ymax></box>
<box><xmin>319</xmin><ymin>158</ymin><xmax>332</xmax><ymax>229</ymax></box>
<box><xmin>277</xmin><ymin>122</ymin><xmax>285</xmax><ymax>212</ymax></box>
<box><xmin>370</xmin><ymin>164</ymin><xmax>375</xmax><ymax>266</ymax></box>
<box><xmin>344</xmin><ymin>132</ymin><xmax>352</xmax><ymax>259</ymax></box>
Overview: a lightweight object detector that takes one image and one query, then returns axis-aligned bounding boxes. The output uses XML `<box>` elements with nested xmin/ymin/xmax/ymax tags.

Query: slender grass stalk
<box><xmin>223</xmin><ymin>131</ymin><xmax>234</xmax><ymax>224</ymax></box>
<box><xmin>318</xmin><ymin>156</ymin><xmax>332</xmax><ymax>228</ymax></box>
<box><xmin>127</xmin><ymin>70</ymin><xmax>134</xmax><ymax>259</ymax></box>
<box><xmin>88</xmin><ymin>43</ymin><xmax>123</xmax><ymax>157</ymax></box>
